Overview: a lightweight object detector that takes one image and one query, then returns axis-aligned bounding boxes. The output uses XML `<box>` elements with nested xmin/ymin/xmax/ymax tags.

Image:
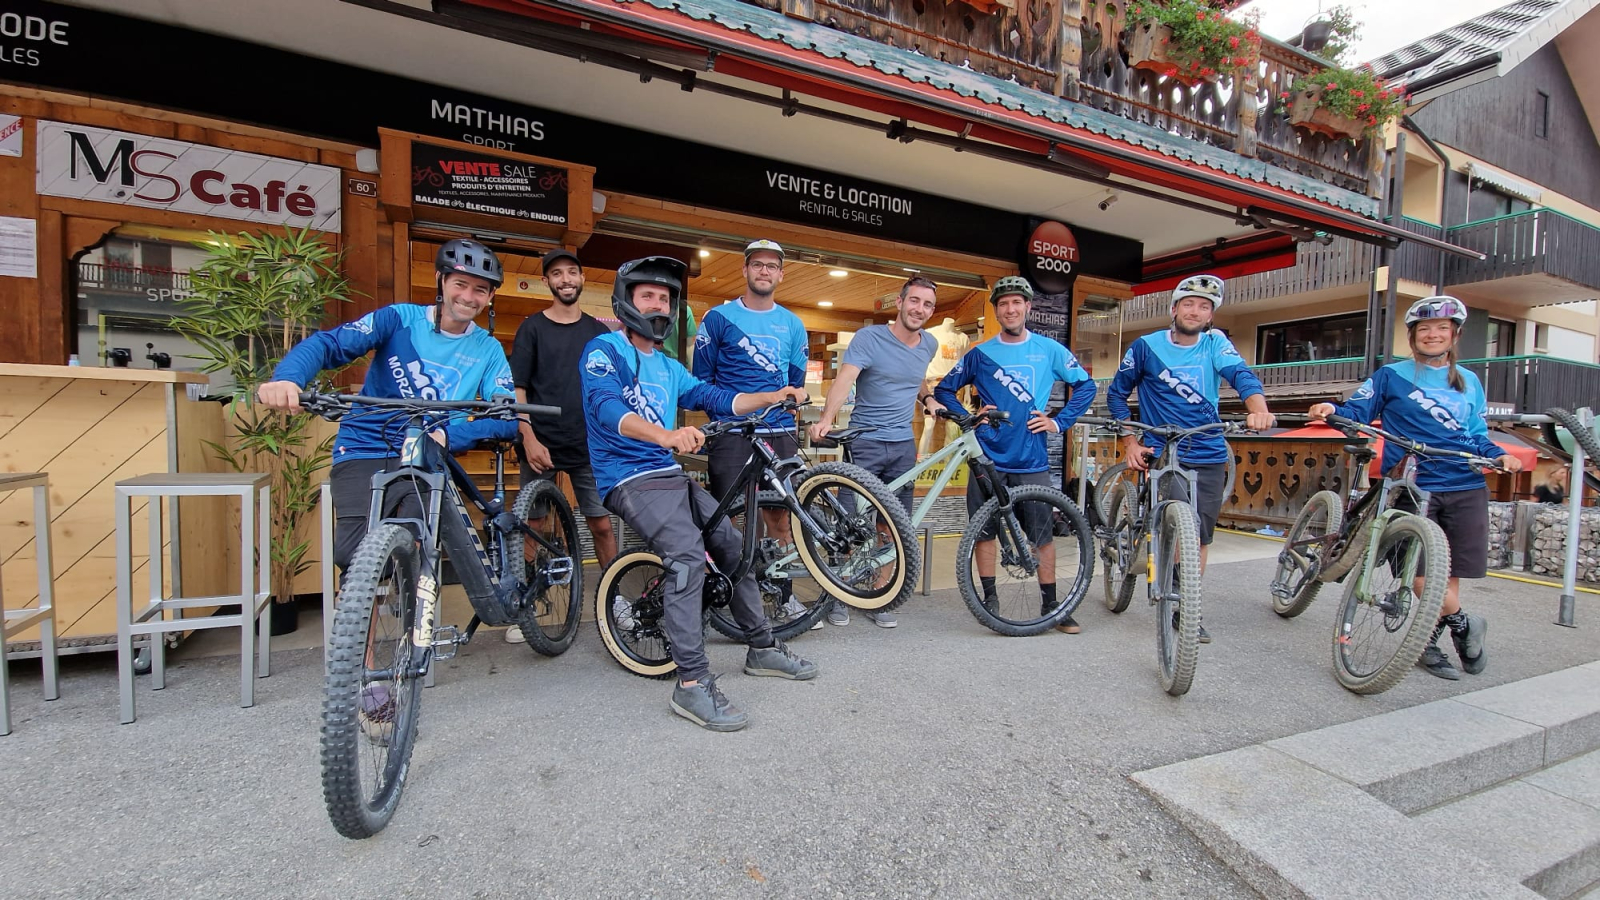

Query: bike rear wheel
<box><xmin>1271</xmin><ymin>491</ymin><xmax>1343</xmax><ymax>618</ymax></box>
<box><xmin>321</xmin><ymin>523</ymin><xmax>424</xmax><ymax>839</ymax></box>
<box><xmin>1100</xmin><ymin>482</ymin><xmax>1141</xmax><ymax>614</ymax></box>
<box><xmin>1093</xmin><ymin>462</ymin><xmax>1133</xmax><ymax>526</ymax></box>
<box><xmin>790</xmin><ymin>462</ymin><xmax>917</xmax><ymax>612</ymax></box>
<box><xmin>1332</xmin><ymin>514</ymin><xmax>1448</xmax><ymax>695</ymax></box>
<box><xmin>511</xmin><ymin>481</ymin><xmax>583</xmax><ymax>656</ymax></box>
<box><xmin>594</xmin><ymin>551</ymin><xmax>680</xmax><ymax>679</ymax></box>
<box><xmin>707</xmin><ymin>492</ymin><xmax>831</xmax><ymax>642</ymax></box>
<box><xmin>1155</xmin><ymin>503</ymin><xmax>1203</xmax><ymax>696</ymax></box>
<box><xmin>957</xmin><ymin>486</ymin><xmax>1094</xmax><ymax>636</ymax></box>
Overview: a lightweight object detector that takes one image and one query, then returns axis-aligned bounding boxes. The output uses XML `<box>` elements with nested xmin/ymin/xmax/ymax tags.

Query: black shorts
<box><xmin>706</xmin><ymin>431</ymin><xmax>799</xmax><ymax>502</ymax></box>
<box><xmin>1424</xmin><ymin>486</ymin><xmax>1490</xmax><ymax>579</ymax></box>
<box><xmin>1156</xmin><ymin>463</ymin><xmax>1227</xmax><ymax>546</ymax></box>
<box><xmin>967</xmin><ymin>470</ymin><xmax>1053</xmax><ymax>545</ymax></box>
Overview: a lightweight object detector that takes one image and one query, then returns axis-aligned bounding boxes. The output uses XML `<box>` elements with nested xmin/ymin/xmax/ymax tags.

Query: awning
<box><xmin>1466</xmin><ymin>163</ymin><xmax>1543</xmax><ymax>203</ymax></box>
<box><xmin>1273</xmin><ymin>422</ymin><xmax>1539</xmax><ymax>475</ymax></box>
<box><xmin>468</xmin><ymin>0</ymin><xmax>1484</xmax><ymax>260</ymax></box>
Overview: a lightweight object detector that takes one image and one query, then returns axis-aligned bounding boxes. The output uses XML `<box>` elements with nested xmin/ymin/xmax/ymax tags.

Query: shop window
<box><xmin>1256</xmin><ymin>312</ymin><xmax>1367</xmax><ymax>364</ymax></box>
<box><xmin>74</xmin><ymin>233</ymin><xmax>210</xmax><ymax>379</ymax></box>
<box><xmin>1486</xmin><ymin>318</ymin><xmax>1517</xmax><ymax>358</ymax></box>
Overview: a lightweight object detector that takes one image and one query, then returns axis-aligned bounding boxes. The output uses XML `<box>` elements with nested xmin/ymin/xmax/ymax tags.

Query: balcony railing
<box><xmin>1445</xmin><ymin>209</ymin><xmax>1600</xmax><ymax>293</ymax></box>
<box><xmin>1393</xmin><ymin>217</ymin><xmax>1444</xmax><ymax>285</ymax></box>
<box><xmin>1237</xmin><ymin>354</ymin><xmax>1600</xmax><ymax>414</ymax></box>
<box><xmin>770</xmin><ymin>0</ymin><xmax>1377</xmax><ymax>194</ymax></box>
<box><xmin>77</xmin><ymin>261</ymin><xmax>192</xmax><ymax>294</ymax></box>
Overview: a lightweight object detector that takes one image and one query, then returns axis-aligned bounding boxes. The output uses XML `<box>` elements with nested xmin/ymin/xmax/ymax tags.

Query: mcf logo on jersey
<box><xmin>992</xmin><ymin>365</ymin><xmax>1037</xmax><ymax>404</ymax></box>
<box><xmin>585</xmin><ymin>349</ymin><xmax>615</xmax><ymax>379</ymax></box>
<box><xmin>1157</xmin><ymin>366</ymin><xmax>1206</xmax><ymax>404</ymax></box>
<box><xmin>1408</xmin><ymin>389</ymin><xmax>1467</xmax><ymax>431</ymax></box>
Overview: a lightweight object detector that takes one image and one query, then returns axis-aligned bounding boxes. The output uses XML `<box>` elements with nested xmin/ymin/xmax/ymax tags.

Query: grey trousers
<box><xmin>605</xmin><ymin>474</ymin><xmax>772</xmax><ymax>683</ymax></box>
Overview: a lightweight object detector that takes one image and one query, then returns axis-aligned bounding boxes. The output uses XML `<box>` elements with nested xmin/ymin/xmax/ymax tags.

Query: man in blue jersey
<box><xmin>1105</xmin><ymin>274</ymin><xmax>1276</xmax><ymax>642</ymax></box>
<box><xmin>583</xmin><ymin>256</ymin><xmax>816</xmax><ymax>732</ymax></box>
<box><xmin>258</xmin><ymin>239</ymin><xmax>519</xmax><ymax>571</ymax></box>
<box><xmin>692</xmin><ymin>240</ymin><xmax>816</xmax><ymax>629</ymax></box>
<box><xmin>1309</xmin><ymin>296</ymin><xmax>1521</xmax><ymax>679</ymax></box>
<box><xmin>934</xmin><ymin>276</ymin><xmax>1097</xmax><ymax>634</ymax></box>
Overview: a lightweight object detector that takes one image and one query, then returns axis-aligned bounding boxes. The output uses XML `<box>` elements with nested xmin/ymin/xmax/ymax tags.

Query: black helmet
<box><xmin>436</xmin><ymin>238</ymin><xmax>503</xmax><ymax>288</ymax></box>
<box><xmin>612</xmin><ymin>256</ymin><xmax>686</xmax><ymax>342</ymax></box>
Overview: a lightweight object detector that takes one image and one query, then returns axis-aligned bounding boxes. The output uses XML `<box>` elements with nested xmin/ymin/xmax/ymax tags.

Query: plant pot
<box><xmin>1125</xmin><ymin>22</ymin><xmax>1215</xmax><ymax>85</ymax></box>
<box><xmin>1288</xmin><ymin>88</ymin><xmax>1365</xmax><ymax>141</ymax></box>
<box><xmin>1301</xmin><ymin>18</ymin><xmax>1335</xmax><ymax>54</ymax></box>
<box><xmin>269</xmin><ymin>600</ymin><xmax>300</xmax><ymax>636</ymax></box>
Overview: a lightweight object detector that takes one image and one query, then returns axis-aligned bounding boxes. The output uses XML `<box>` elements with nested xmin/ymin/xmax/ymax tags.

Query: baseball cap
<box><xmin>541</xmin><ymin>248</ymin><xmax>581</xmax><ymax>270</ymax></box>
<box><xmin>743</xmin><ymin>239</ymin><xmax>785</xmax><ymax>261</ymax></box>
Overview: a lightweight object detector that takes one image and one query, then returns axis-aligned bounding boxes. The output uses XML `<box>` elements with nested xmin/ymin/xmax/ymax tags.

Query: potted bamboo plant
<box><xmin>171</xmin><ymin>228</ymin><xmax>351</xmax><ymax>634</ymax></box>
<box><xmin>1124</xmin><ymin>0</ymin><xmax>1262</xmax><ymax>85</ymax></box>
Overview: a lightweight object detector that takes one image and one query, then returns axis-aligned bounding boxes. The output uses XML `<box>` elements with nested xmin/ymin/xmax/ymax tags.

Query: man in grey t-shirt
<box><xmin>809</xmin><ymin>275</ymin><xmax>944</xmax><ymax>628</ymax></box>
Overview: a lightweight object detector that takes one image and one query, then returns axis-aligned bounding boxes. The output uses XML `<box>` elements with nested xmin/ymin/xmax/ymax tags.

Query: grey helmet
<box><xmin>611</xmin><ymin>256</ymin><xmax>686</xmax><ymax>342</ymax></box>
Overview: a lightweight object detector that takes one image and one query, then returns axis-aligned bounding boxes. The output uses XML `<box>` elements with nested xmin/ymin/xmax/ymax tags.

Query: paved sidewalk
<box><xmin>0</xmin><ymin>536</ymin><xmax>1595</xmax><ymax>899</ymax></box>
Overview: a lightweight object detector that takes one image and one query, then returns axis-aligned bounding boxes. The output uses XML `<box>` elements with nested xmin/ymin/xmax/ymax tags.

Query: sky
<box><xmin>1244</xmin><ymin>0</ymin><xmax>1512</xmax><ymax>62</ymax></box>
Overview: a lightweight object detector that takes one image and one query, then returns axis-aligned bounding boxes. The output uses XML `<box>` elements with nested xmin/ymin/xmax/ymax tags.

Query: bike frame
<box><xmin>696</xmin><ymin>426</ymin><xmax>832</xmax><ymax>585</ymax></box>
<box><xmin>881</xmin><ymin>425</ymin><xmax>1008</xmax><ymax>530</ymax></box>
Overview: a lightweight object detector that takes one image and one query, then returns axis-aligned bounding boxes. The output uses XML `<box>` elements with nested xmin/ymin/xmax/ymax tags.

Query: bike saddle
<box><xmin>812</xmin><ymin>426</ymin><xmax>869</xmax><ymax>449</ymax></box>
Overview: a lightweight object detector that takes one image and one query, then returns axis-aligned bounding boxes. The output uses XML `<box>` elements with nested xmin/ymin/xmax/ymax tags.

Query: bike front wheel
<box><xmin>1332</xmin><ymin>514</ymin><xmax>1448</xmax><ymax>695</ymax></box>
<box><xmin>511</xmin><ymin>481</ymin><xmax>583</xmax><ymax>656</ymax></box>
<box><xmin>1155</xmin><ymin>502</ymin><xmax>1203</xmax><ymax>696</ymax></box>
<box><xmin>1100</xmin><ymin>481</ymin><xmax>1141</xmax><ymax>613</ymax></box>
<box><xmin>1271</xmin><ymin>490</ymin><xmax>1343</xmax><ymax>618</ymax></box>
<box><xmin>790</xmin><ymin>462</ymin><xmax>917</xmax><ymax>611</ymax></box>
<box><xmin>957</xmin><ymin>486</ymin><xmax>1094</xmax><ymax>636</ymax></box>
<box><xmin>321</xmin><ymin>523</ymin><xmax>425</xmax><ymax>840</ymax></box>
<box><xmin>707</xmin><ymin>492</ymin><xmax>831</xmax><ymax>642</ymax></box>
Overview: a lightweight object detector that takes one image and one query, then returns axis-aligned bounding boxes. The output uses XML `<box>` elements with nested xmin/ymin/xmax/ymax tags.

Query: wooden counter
<box><xmin>0</xmin><ymin>364</ymin><xmax>235</xmax><ymax>652</ymax></box>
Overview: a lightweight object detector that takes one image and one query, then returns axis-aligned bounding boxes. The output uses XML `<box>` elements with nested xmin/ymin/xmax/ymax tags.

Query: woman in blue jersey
<box><xmin>1308</xmin><ymin>296</ymin><xmax>1523</xmax><ymax>680</ymax></box>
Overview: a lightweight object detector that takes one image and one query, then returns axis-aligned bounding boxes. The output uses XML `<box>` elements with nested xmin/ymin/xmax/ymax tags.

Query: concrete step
<box><xmin>1416</xmin><ymin>751</ymin><xmax>1600</xmax><ymax>899</ymax></box>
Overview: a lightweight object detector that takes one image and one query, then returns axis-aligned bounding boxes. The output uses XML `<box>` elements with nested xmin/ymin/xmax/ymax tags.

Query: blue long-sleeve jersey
<box><xmin>692</xmin><ymin>298</ymin><xmax>808</xmax><ymax>433</ymax></box>
<box><xmin>272</xmin><ymin>303</ymin><xmax>517</xmax><ymax>462</ymax></box>
<box><xmin>581</xmin><ymin>331</ymin><xmax>739</xmax><ymax>498</ymax></box>
<box><xmin>933</xmin><ymin>332</ymin><xmax>1096</xmax><ymax>474</ymax></box>
<box><xmin>1331</xmin><ymin>360</ymin><xmax>1506</xmax><ymax>492</ymax></box>
<box><xmin>1105</xmin><ymin>331</ymin><xmax>1264</xmax><ymax>466</ymax></box>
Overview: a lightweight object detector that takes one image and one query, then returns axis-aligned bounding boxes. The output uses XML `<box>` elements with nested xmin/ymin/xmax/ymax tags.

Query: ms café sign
<box><xmin>1023</xmin><ymin>220</ymin><xmax>1080</xmax><ymax>295</ymax></box>
<box><xmin>35</xmin><ymin>121</ymin><xmax>342</xmax><ymax>232</ymax></box>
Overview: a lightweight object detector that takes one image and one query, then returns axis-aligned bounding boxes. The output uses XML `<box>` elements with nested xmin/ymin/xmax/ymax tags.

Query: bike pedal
<box><xmin>544</xmin><ymin>556</ymin><xmax>575</xmax><ymax>587</ymax></box>
<box><xmin>430</xmin><ymin>625</ymin><xmax>463</xmax><ymax>660</ymax></box>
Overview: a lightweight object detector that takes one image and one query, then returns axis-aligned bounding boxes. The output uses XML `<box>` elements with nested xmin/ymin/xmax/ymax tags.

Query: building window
<box><xmin>1486</xmin><ymin>318</ymin><xmax>1517</xmax><ymax>358</ymax></box>
<box><xmin>1535</xmin><ymin>91</ymin><xmax>1550</xmax><ymax>139</ymax></box>
<box><xmin>1257</xmin><ymin>312</ymin><xmax>1367</xmax><ymax>365</ymax></box>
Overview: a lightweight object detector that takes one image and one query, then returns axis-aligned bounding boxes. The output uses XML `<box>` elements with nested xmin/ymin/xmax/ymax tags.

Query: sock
<box><xmin>1040</xmin><ymin>582</ymin><xmax>1057</xmax><ymax>614</ymax></box>
<box><xmin>980</xmin><ymin>576</ymin><xmax>997</xmax><ymax>598</ymax></box>
<box><xmin>748</xmin><ymin>633</ymin><xmax>775</xmax><ymax>650</ymax></box>
<box><xmin>1441</xmin><ymin>610</ymin><xmax>1469</xmax><ymax>638</ymax></box>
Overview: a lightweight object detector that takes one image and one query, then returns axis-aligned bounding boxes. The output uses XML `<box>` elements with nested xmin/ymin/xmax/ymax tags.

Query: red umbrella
<box><xmin>1268</xmin><ymin>422</ymin><xmax>1537</xmax><ymax>476</ymax></box>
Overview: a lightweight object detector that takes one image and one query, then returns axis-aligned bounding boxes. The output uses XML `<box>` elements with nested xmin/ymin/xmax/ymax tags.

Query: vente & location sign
<box><xmin>35</xmin><ymin>121</ymin><xmax>342</xmax><ymax>231</ymax></box>
<box><xmin>410</xmin><ymin>141</ymin><xmax>568</xmax><ymax>225</ymax></box>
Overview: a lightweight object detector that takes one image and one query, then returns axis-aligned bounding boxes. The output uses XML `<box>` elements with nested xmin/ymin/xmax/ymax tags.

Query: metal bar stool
<box><xmin>1</xmin><ymin>473</ymin><xmax>60</xmax><ymax>735</ymax></box>
<box><xmin>115</xmin><ymin>473</ymin><xmax>271</xmax><ymax>724</ymax></box>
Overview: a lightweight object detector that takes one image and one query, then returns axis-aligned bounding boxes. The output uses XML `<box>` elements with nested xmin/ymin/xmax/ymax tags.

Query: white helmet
<box><xmin>1172</xmin><ymin>274</ymin><xmax>1224</xmax><ymax>309</ymax></box>
<box><xmin>1405</xmin><ymin>295</ymin><xmax>1468</xmax><ymax>326</ymax></box>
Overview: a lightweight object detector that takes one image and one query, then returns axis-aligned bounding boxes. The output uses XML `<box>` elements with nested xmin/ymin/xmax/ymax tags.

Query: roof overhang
<box><xmin>451</xmin><ymin>0</ymin><xmax>1482</xmax><ymax>261</ymax></box>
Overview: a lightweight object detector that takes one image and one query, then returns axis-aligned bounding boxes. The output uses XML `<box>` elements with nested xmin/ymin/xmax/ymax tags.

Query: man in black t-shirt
<box><xmin>507</xmin><ymin>248</ymin><xmax>615</xmax><ymax>643</ymax></box>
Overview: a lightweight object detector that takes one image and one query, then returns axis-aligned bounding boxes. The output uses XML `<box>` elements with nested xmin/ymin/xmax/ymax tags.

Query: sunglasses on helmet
<box><xmin>1412</xmin><ymin>298</ymin><xmax>1466</xmax><ymax>320</ymax></box>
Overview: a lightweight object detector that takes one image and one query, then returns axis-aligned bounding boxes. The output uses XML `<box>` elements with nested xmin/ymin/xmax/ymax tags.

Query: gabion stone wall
<box><xmin>1529</xmin><ymin>506</ymin><xmax>1600</xmax><ymax>583</ymax></box>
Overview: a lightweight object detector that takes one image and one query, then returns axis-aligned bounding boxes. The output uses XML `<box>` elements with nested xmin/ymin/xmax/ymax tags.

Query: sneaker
<box><xmin>1197</xmin><ymin>623</ymin><xmax>1212</xmax><ymax>644</ymax></box>
<box><xmin>1419</xmin><ymin>644</ymin><xmax>1462</xmax><ymax>681</ymax></box>
<box><xmin>1451</xmin><ymin>614</ymin><xmax>1488</xmax><ymax>675</ymax></box>
<box><xmin>867</xmin><ymin>611</ymin><xmax>897</xmax><ymax>628</ymax></box>
<box><xmin>1056</xmin><ymin>615</ymin><xmax>1081</xmax><ymax>635</ymax></box>
<box><xmin>983</xmin><ymin>593</ymin><xmax>999</xmax><ymax>614</ymax></box>
<box><xmin>612</xmin><ymin>595</ymin><xmax>637</xmax><ymax>632</ymax></box>
<box><xmin>744</xmin><ymin>640</ymin><xmax>820</xmax><ymax>680</ymax></box>
<box><xmin>827</xmin><ymin>604</ymin><xmax>850</xmax><ymax>627</ymax></box>
<box><xmin>777</xmin><ymin>596</ymin><xmax>807</xmax><ymax>623</ymax></box>
<box><xmin>670</xmin><ymin>675</ymin><xmax>748</xmax><ymax>732</ymax></box>
<box><xmin>358</xmin><ymin>684</ymin><xmax>395</xmax><ymax>747</ymax></box>
<box><xmin>505</xmin><ymin>625</ymin><xmax>526</xmax><ymax>644</ymax></box>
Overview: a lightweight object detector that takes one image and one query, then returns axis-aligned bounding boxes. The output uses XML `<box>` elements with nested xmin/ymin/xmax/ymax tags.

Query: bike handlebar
<box><xmin>935</xmin><ymin>407</ymin><xmax>1010</xmax><ymax>429</ymax></box>
<box><xmin>1323</xmin><ymin>414</ymin><xmax>1507</xmax><ymax>472</ymax></box>
<box><xmin>1077</xmin><ymin>416</ymin><xmax>1243</xmax><ymax>440</ymax></box>
<box><xmin>298</xmin><ymin>391</ymin><xmax>561</xmax><ymax>420</ymax></box>
<box><xmin>699</xmin><ymin>398</ymin><xmax>809</xmax><ymax>438</ymax></box>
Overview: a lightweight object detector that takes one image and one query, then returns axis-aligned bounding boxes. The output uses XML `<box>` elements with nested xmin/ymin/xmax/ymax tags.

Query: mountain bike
<box><xmin>1087</xmin><ymin>417</ymin><xmax>1247</xmax><ymax>696</ymax></box>
<box><xmin>299</xmin><ymin>392</ymin><xmax>576</xmax><ymax>839</ymax></box>
<box><xmin>1268</xmin><ymin>414</ymin><xmax>1504</xmax><ymax>694</ymax></box>
<box><xmin>595</xmin><ymin>400</ymin><xmax>914</xmax><ymax>678</ymax></box>
<box><xmin>1091</xmin><ymin>445</ymin><xmax>1235</xmax><ymax>530</ymax></box>
<box><xmin>819</xmin><ymin>407</ymin><xmax>1094</xmax><ymax>636</ymax></box>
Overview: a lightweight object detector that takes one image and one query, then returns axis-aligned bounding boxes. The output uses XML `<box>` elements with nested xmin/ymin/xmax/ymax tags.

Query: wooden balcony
<box><xmin>1444</xmin><ymin>210</ymin><xmax>1600</xmax><ymax>304</ymax></box>
<box><xmin>776</xmin><ymin>0</ymin><xmax>1379</xmax><ymax>195</ymax></box>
